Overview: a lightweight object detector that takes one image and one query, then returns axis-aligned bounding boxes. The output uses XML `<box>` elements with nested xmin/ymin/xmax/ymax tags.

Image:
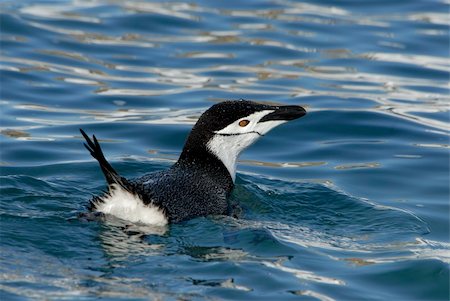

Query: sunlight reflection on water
<box><xmin>1</xmin><ymin>0</ymin><xmax>449</xmax><ymax>300</ymax></box>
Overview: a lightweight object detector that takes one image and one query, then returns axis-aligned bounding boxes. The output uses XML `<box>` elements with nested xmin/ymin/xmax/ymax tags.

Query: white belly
<box><xmin>94</xmin><ymin>184</ymin><xmax>168</xmax><ymax>226</ymax></box>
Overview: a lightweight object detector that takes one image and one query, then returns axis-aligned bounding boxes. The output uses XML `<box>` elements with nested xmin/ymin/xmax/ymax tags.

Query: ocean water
<box><xmin>0</xmin><ymin>0</ymin><xmax>449</xmax><ymax>300</ymax></box>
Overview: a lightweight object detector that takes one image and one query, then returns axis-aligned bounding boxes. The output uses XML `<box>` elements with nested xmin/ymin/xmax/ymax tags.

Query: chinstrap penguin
<box><xmin>80</xmin><ymin>100</ymin><xmax>306</xmax><ymax>226</ymax></box>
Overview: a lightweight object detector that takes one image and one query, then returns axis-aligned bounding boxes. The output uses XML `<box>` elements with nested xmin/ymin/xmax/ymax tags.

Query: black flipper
<box><xmin>80</xmin><ymin>129</ymin><xmax>130</xmax><ymax>190</ymax></box>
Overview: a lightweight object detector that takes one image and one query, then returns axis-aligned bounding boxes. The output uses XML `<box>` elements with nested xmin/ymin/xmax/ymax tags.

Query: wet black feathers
<box><xmin>79</xmin><ymin>127</ymin><xmax>233</xmax><ymax>223</ymax></box>
<box><xmin>80</xmin><ymin>129</ymin><xmax>129</xmax><ymax>189</ymax></box>
<box><xmin>78</xmin><ymin>100</ymin><xmax>296</xmax><ymax>223</ymax></box>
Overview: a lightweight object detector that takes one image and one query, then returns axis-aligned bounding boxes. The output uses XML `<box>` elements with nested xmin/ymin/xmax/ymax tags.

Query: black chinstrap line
<box><xmin>215</xmin><ymin>131</ymin><xmax>263</xmax><ymax>137</ymax></box>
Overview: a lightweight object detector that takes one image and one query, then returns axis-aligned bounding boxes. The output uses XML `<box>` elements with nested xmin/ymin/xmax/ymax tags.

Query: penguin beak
<box><xmin>259</xmin><ymin>105</ymin><xmax>306</xmax><ymax>123</ymax></box>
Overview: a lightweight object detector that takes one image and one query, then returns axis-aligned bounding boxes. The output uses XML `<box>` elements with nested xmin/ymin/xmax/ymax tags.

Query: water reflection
<box><xmin>334</xmin><ymin>162</ymin><xmax>380</xmax><ymax>170</ymax></box>
<box><xmin>20</xmin><ymin>3</ymin><xmax>101</xmax><ymax>23</ymax></box>
<box><xmin>122</xmin><ymin>1</ymin><xmax>201</xmax><ymax>20</ymax></box>
<box><xmin>2</xmin><ymin>52</ymin><xmax>450</xmax><ymax>130</ymax></box>
<box><xmin>262</xmin><ymin>259</ymin><xmax>345</xmax><ymax>285</ymax></box>
<box><xmin>2</xmin><ymin>0</ymin><xmax>449</xmax><ymax>300</ymax></box>
<box><xmin>189</xmin><ymin>277</ymin><xmax>253</xmax><ymax>292</ymax></box>
<box><xmin>289</xmin><ymin>290</ymin><xmax>336</xmax><ymax>301</ymax></box>
<box><xmin>2</xmin><ymin>34</ymin><xmax>449</xmax><ymax>130</ymax></box>
<box><xmin>98</xmin><ymin>217</ymin><xmax>167</xmax><ymax>261</ymax></box>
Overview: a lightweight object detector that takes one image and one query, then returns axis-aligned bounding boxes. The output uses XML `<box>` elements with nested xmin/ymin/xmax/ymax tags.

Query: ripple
<box><xmin>0</xmin><ymin>247</ymin><xmax>169</xmax><ymax>300</ymax></box>
<box><xmin>407</xmin><ymin>12</ymin><xmax>450</xmax><ymax>26</ymax></box>
<box><xmin>334</xmin><ymin>162</ymin><xmax>380</xmax><ymax>170</ymax></box>
<box><xmin>122</xmin><ymin>1</ymin><xmax>201</xmax><ymax>20</ymax></box>
<box><xmin>1</xmin><ymin>0</ymin><xmax>449</xmax><ymax>299</ymax></box>
<box><xmin>74</xmin><ymin>33</ymin><xmax>156</xmax><ymax>48</ymax></box>
<box><xmin>188</xmin><ymin>277</ymin><xmax>252</xmax><ymax>292</ymax></box>
<box><xmin>233</xmin><ymin>174</ymin><xmax>436</xmax><ymax>259</ymax></box>
<box><xmin>262</xmin><ymin>260</ymin><xmax>345</xmax><ymax>285</ymax></box>
<box><xmin>178</xmin><ymin>51</ymin><xmax>235</xmax><ymax>59</ymax></box>
<box><xmin>59</xmin><ymin>77</ymin><xmax>102</xmax><ymax>85</ymax></box>
<box><xmin>414</xmin><ymin>143</ymin><xmax>450</xmax><ymax>149</ymax></box>
<box><xmin>1</xmin><ymin>129</ymin><xmax>30</xmax><ymax>138</ymax></box>
<box><xmin>240</xmin><ymin>159</ymin><xmax>327</xmax><ymax>168</ymax></box>
<box><xmin>289</xmin><ymin>290</ymin><xmax>335</xmax><ymax>301</ymax></box>
<box><xmin>366</xmin><ymin>52</ymin><xmax>450</xmax><ymax>73</ymax></box>
<box><xmin>20</xmin><ymin>3</ymin><xmax>101</xmax><ymax>23</ymax></box>
<box><xmin>7</xmin><ymin>103</ymin><xmax>201</xmax><ymax>127</ymax></box>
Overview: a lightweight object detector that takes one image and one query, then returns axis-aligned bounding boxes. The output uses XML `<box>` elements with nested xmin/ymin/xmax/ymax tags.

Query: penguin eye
<box><xmin>239</xmin><ymin>120</ymin><xmax>250</xmax><ymax>127</ymax></box>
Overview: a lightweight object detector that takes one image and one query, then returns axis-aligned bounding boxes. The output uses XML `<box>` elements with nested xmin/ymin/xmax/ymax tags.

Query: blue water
<box><xmin>1</xmin><ymin>0</ymin><xmax>449</xmax><ymax>300</ymax></box>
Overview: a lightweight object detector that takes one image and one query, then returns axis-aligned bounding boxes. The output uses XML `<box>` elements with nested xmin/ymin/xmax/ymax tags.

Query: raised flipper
<box><xmin>80</xmin><ymin>129</ymin><xmax>130</xmax><ymax>190</ymax></box>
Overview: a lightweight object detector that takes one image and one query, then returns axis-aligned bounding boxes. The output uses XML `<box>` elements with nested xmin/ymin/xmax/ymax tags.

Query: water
<box><xmin>1</xmin><ymin>0</ymin><xmax>449</xmax><ymax>300</ymax></box>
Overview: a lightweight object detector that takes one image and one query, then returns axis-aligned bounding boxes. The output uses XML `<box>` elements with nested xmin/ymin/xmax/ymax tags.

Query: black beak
<box><xmin>259</xmin><ymin>105</ymin><xmax>306</xmax><ymax>123</ymax></box>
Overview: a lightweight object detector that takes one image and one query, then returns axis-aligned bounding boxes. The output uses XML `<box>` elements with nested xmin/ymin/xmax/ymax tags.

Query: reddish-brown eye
<box><xmin>239</xmin><ymin>120</ymin><xmax>250</xmax><ymax>127</ymax></box>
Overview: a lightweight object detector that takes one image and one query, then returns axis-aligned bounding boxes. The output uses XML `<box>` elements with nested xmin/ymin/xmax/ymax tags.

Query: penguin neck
<box><xmin>176</xmin><ymin>136</ymin><xmax>234</xmax><ymax>192</ymax></box>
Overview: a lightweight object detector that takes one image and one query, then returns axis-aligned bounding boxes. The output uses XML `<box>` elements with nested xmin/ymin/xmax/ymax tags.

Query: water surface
<box><xmin>1</xmin><ymin>0</ymin><xmax>449</xmax><ymax>300</ymax></box>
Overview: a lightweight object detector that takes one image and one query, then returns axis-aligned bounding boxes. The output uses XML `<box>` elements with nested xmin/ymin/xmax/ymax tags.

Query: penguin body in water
<box><xmin>81</xmin><ymin>100</ymin><xmax>306</xmax><ymax>225</ymax></box>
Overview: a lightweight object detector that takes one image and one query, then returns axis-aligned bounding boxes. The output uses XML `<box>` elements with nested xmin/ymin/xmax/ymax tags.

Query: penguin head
<box><xmin>179</xmin><ymin>100</ymin><xmax>306</xmax><ymax>181</ymax></box>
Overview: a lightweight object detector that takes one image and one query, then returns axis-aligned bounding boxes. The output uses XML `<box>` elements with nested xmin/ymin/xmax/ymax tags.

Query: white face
<box><xmin>206</xmin><ymin>110</ymin><xmax>287</xmax><ymax>182</ymax></box>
